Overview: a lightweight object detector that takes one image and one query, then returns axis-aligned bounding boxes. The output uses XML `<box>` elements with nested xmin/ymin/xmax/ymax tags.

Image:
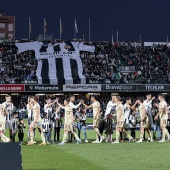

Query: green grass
<box><xmin>4</xmin><ymin>120</ymin><xmax>170</xmax><ymax>170</ymax></box>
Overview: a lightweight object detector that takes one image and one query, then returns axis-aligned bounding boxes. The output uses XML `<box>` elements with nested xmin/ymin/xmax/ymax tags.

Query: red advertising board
<box><xmin>0</xmin><ymin>84</ymin><xmax>25</xmax><ymax>92</ymax></box>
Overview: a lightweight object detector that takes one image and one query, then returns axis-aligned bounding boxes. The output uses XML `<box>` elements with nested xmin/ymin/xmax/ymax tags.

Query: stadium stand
<box><xmin>0</xmin><ymin>41</ymin><xmax>170</xmax><ymax>84</ymax></box>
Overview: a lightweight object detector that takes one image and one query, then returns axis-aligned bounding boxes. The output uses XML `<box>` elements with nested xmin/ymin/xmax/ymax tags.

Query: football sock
<box><xmin>72</xmin><ymin>132</ymin><xmax>79</xmax><ymax>140</ymax></box>
<box><xmin>120</xmin><ymin>132</ymin><xmax>123</xmax><ymax>140</ymax></box>
<box><xmin>27</xmin><ymin>131</ymin><xmax>30</xmax><ymax>141</ymax></box>
<box><xmin>94</xmin><ymin>128</ymin><xmax>102</xmax><ymax>137</ymax></box>
<box><xmin>140</xmin><ymin>133</ymin><xmax>143</xmax><ymax>140</ymax></box>
<box><xmin>0</xmin><ymin>134</ymin><xmax>8</xmax><ymax>142</ymax></box>
<box><xmin>30</xmin><ymin>132</ymin><xmax>34</xmax><ymax>143</ymax></box>
<box><xmin>62</xmin><ymin>132</ymin><xmax>68</xmax><ymax>143</ymax></box>
<box><xmin>41</xmin><ymin>132</ymin><xmax>46</xmax><ymax>143</ymax></box>
<box><xmin>162</xmin><ymin>129</ymin><xmax>165</xmax><ymax>140</ymax></box>
<box><xmin>165</xmin><ymin>129</ymin><xmax>170</xmax><ymax>139</ymax></box>
<box><xmin>116</xmin><ymin>131</ymin><xmax>120</xmax><ymax>141</ymax></box>
<box><xmin>106</xmin><ymin>134</ymin><xmax>108</xmax><ymax>141</ymax></box>
<box><xmin>149</xmin><ymin>131</ymin><xmax>152</xmax><ymax>138</ymax></box>
<box><xmin>96</xmin><ymin>134</ymin><xmax>99</xmax><ymax>141</ymax></box>
<box><xmin>110</xmin><ymin>134</ymin><xmax>113</xmax><ymax>141</ymax></box>
<box><xmin>127</xmin><ymin>133</ymin><xmax>131</xmax><ymax>139</ymax></box>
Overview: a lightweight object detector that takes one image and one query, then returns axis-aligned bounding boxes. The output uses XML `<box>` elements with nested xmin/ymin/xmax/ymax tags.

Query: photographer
<box><xmin>76</xmin><ymin>108</ymin><xmax>88</xmax><ymax>143</ymax></box>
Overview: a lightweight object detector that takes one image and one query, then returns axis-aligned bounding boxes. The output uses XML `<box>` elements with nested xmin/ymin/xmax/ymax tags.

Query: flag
<box><xmin>75</xmin><ymin>19</ymin><xmax>78</xmax><ymax>33</ymax></box>
<box><xmin>60</xmin><ymin>18</ymin><xmax>62</xmax><ymax>34</ymax></box>
<box><xmin>117</xmin><ymin>30</ymin><xmax>119</xmax><ymax>42</ymax></box>
<box><xmin>29</xmin><ymin>17</ymin><xmax>32</xmax><ymax>33</ymax></box>
<box><xmin>44</xmin><ymin>18</ymin><xmax>47</xmax><ymax>32</ymax></box>
<box><xmin>112</xmin><ymin>34</ymin><xmax>113</xmax><ymax>43</ymax></box>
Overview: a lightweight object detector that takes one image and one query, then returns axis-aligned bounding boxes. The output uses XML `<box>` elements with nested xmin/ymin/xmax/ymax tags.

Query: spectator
<box><xmin>1</xmin><ymin>40</ymin><xmax>170</xmax><ymax>84</ymax></box>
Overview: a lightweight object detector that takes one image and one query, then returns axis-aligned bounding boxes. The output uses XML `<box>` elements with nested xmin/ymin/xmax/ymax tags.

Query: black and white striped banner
<box><xmin>16</xmin><ymin>41</ymin><xmax>95</xmax><ymax>85</ymax></box>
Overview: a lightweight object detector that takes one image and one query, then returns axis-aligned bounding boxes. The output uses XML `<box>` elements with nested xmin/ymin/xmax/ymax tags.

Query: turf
<box><xmin>4</xmin><ymin>120</ymin><xmax>170</xmax><ymax>170</ymax></box>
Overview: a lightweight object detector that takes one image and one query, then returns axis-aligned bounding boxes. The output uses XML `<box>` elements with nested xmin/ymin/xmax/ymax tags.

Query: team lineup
<box><xmin>0</xmin><ymin>93</ymin><xmax>169</xmax><ymax>145</ymax></box>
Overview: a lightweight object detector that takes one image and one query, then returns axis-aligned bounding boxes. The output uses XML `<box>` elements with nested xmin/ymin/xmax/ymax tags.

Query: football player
<box><xmin>27</xmin><ymin>96</ymin><xmax>36</xmax><ymax>143</ymax></box>
<box><xmin>143</xmin><ymin>93</ymin><xmax>155</xmax><ymax>140</ymax></box>
<box><xmin>137</xmin><ymin>97</ymin><xmax>153</xmax><ymax>143</ymax></box>
<box><xmin>0</xmin><ymin>104</ymin><xmax>10</xmax><ymax>142</ymax></box>
<box><xmin>112</xmin><ymin>96</ymin><xmax>133</xmax><ymax>144</ymax></box>
<box><xmin>81</xmin><ymin>95</ymin><xmax>104</xmax><ymax>143</ymax></box>
<box><xmin>155</xmin><ymin>94</ymin><xmax>170</xmax><ymax>142</ymax></box>
<box><xmin>2</xmin><ymin>95</ymin><xmax>14</xmax><ymax>140</ymax></box>
<box><xmin>27</xmin><ymin>96</ymin><xmax>46</xmax><ymax>146</ymax></box>
<box><xmin>44</xmin><ymin>97</ymin><xmax>57</xmax><ymax>143</ymax></box>
<box><xmin>57</xmin><ymin>98</ymin><xmax>81</xmax><ymax>145</ymax></box>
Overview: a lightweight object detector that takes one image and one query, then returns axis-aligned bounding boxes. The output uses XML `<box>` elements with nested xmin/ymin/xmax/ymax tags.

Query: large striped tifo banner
<box><xmin>16</xmin><ymin>41</ymin><xmax>95</xmax><ymax>85</ymax></box>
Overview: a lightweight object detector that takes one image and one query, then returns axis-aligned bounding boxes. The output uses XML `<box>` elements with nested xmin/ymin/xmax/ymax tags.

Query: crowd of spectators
<box><xmin>0</xmin><ymin>40</ymin><xmax>170</xmax><ymax>84</ymax></box>
<box><xmin>81</xmin><ymin>42</ymin><xmax>170</xmax><ymax>84</ymax></box>
<box><xmin>0</xmin><ymin>41</ymin><xmax>37</xmax><ymax>84</ymax></box>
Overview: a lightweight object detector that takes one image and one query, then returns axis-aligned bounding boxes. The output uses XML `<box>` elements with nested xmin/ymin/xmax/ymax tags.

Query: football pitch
<box><xmin>5</xmin><ymin>120</ymin><xmax>170</xmax><ymax>170</ymax></box>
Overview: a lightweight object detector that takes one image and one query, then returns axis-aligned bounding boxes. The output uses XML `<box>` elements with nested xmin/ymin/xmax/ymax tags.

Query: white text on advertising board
<box><xmin>145</xmin><ymin>85</ymin><xmax>164</xmax><ymax>90</ymax></box>
<box><xmin>0</xmin><ymin>87</ymin><xmax>22</xmax><ymax>90</ymax></box>
<box><xmin>28</xmin><ymin>86</ymin><xmax>59</xmax><ymax>91</ymax></box>
<box><xmin>66</xmin><ymin>85</ymin><xmax>98</xmax><ymax>90</ymax></box>
<box><xmin>63</xmin><ymin>85</ymin><xmax>101</xmax><ymax>91</ymax></box>
<box><xmin>106</xmin><ymin>85</ymin><xmax>133</xmax><ymax>90</ymax></box>
<box><xmin>34</xmin><ymin>86</ymin><xmax>59</xmax><ymax>91</ymax></box>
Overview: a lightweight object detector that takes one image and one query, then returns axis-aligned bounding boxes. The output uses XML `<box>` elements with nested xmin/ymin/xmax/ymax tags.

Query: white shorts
<box><xmin>0</xmin><ymin>119</ymin><xmax>6</xmax><ymax>131</ymax></box>
<box><xmin>30</xmin><ymin>121</ymin><xmax>42</xmax><ymax>129</ymax></box>
<box><xmin>6</xmin><ymin>120</ymin><xmax>12</xmax><ymax>129</ymax></box>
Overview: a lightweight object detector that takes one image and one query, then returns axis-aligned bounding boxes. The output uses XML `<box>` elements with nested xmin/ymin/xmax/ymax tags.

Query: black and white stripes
<box><xmin>16</xmin><ymin>41</ymin><xmax>95</xmax><ymax>85</ymax></box>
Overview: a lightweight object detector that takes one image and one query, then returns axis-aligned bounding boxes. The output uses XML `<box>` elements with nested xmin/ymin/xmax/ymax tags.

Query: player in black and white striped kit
<box><xmin>2</xmin><ymin>95</ymin><xmax>14</xmax><ymax>140</ymax></box>
<box><xmin>42</xmin><ymin>112</ymin><xmax>51</xmax><ymax>144</ymax></box>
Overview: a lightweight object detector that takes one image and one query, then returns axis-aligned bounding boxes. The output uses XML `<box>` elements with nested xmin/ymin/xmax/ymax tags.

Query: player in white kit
<box><xmin>56</xmin><ymin>98</ymin><xmax>81</xmax><ymax>145</ymax></box>
<box><xmin>155</xmin><ymin>94</ymin><xmax>170</xmax><ymax>142</ymax></box>
<box><xmin>0</xmin><ymin>104</ymin><xmax>10</xmax><ymax>142</ymax></box>
<box><xmin>27</xmin><ymin>97</ymin><xmax>36</xmax><ymax>143</ymax></box>
<box><xmin>112</xmin><ymin>96</ymin><xmax>133</xmax><ymax>144</ymax></box>
<box><xmin>69</xmin><ymin>95</ymin><xmax>81</xmax><ymax>109</ymax></box>
<box><xmin>123</xmin><ymin>97</ymin><xmax>137</xmax><ymax>141</ymax></box>
<box><xmin>137</xmin><ymin>97</ymin><xmax>153</xmax><ymax>143</ymax></box>
<box><xmin>143</xmin><ymin>93</ymin><xmax>155</xmax><ymax>140</ymax></box>
<box><xmin>27</xmin><ymin>96</ymin><xmax>46</xmax><ymax>146</ymax></box>
<box><xmin>81</xmin><ymin>95</ymin><xmax>104</xmax><ymax>143</ymax></box>
<box><xmin>68</xmin><ymin>95</ymin><xmax>82</xmax><ymax>142</ymax></box>
<box><xmin>2</xmin><ymin>95</ymin><xmax>14</xmax><ymax>140</ymax></box>
<box><xmin>44</xmin><ymin>97</ymin><xmax>57</xmax><ymax>143</ymax></box>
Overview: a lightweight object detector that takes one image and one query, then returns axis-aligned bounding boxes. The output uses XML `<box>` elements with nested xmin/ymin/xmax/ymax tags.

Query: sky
<box><xmin>1</xmin><ymin>0</ymin><xmax>170</xmax><ymax>41</ymax></box>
